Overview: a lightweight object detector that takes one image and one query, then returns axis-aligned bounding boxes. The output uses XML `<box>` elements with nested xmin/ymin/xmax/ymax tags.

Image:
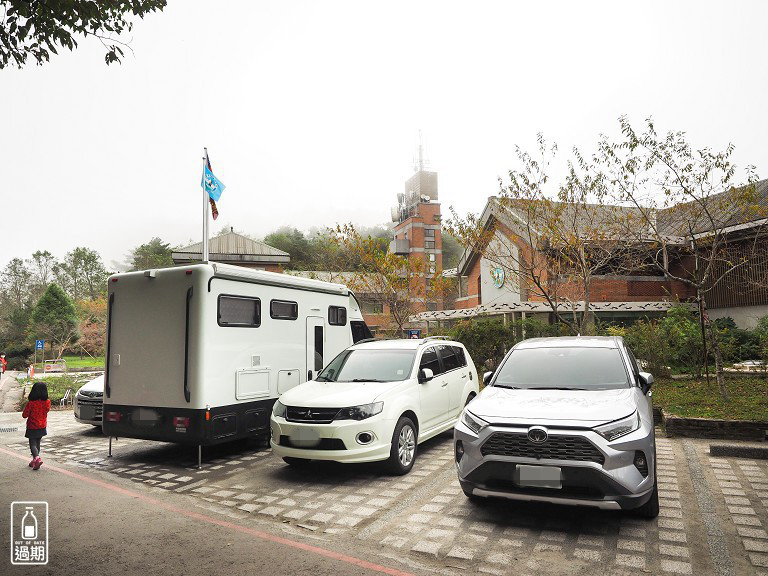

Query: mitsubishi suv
<box><xmin>454</xmin><ymin>336</ymin><xmax>658</xmax><ymax>517</ymax></box>
<box><xmin>271</xmin><ymin>338</ymin><xmax>479</xmax><ymax>474</ymax></box>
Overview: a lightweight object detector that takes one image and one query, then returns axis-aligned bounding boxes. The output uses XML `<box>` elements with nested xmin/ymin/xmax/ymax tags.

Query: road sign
<box><xmin>407</xmin><ymin>329</ymin><xmax>421</xmax><ymax>339</ymax></box>
<box><xmin>35</xmin><ymin>340</ymin><xmax>44</xmax><ymax>351</ymax></box>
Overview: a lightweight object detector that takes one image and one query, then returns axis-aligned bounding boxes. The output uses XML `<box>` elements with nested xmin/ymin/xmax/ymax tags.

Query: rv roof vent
<box><xmin>144</xmin><ymin>270</ymin><xmax>156</xmax><ymax>278</ymax></box>
<box><xmin>252</xmin><ymin>355</ymin><xmax>261</xmax><ymax>367</ymax></box>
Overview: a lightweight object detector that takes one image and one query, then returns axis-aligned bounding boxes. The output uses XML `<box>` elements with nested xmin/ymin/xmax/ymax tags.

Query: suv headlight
<box><xmin>335</xmin><ymin>402</ymin><xmax>383</xmax><ymax>421</ymax></box>
<box><xmin>273</xmin><ymin>400</ymin><xmax>287</xmax><ymax>418</ymax></box>
<box><xmin>460</xmin><ymin>410</ymin><xmax>488</xmax><ymax>435</ymax></box>
<box><xmin>595</xmin><ymin>411</ymin><xmax>641</xmax><ymax>441</ymax></box>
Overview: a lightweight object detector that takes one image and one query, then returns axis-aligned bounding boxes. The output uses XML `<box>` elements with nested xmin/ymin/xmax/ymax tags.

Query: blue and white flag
<box><xmin>201</xmin><ymin>152</ymin><xmax>226</xmax><ymax>202</ymax></box>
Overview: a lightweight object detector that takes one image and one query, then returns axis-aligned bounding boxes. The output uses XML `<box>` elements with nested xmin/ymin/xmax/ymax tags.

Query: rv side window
<box><xmin>328</xmin><ymin>306</ymin><xmax>347</xmax><ymax>326</ymax></box>
<box><xmin>270</xmin><ymin>300</ymin><xmax>298</xmax><ymax>320</ymax></box>
<box><xmin>351</xmin><ymin>320</ymin><xmax>373</xmax><ymax>343</ymax></box>
<box><xmin>218</xmin><ymin>295</ymin><xmax>261</xmax><ymax>327</ymax></box>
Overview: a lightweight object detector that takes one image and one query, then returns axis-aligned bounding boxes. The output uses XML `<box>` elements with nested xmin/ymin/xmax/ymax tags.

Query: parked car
<box><xmin>271</xmin><ymin>338</ymin><xmax>479</xmax><ymax>474</ymax></box>
<box><xmin>74</xmin><ymin>374</ymin><xmax>104</xmax><ymax>427</ymax></box>
<box><xmin>455</xmin><ymin>336</ymin><xmax>658</xmax><ymax>517</ymax></box>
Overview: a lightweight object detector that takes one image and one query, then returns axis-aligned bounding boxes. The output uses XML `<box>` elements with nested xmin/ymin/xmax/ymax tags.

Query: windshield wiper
<box><xmin>350</xmin><ymin>378</ymin><xmax>387</xmax><ymax>383</ymax></box>
<box><xmin>315</xmin><ymin>376</ymin><xmax>330</xmax><ymax>382</ymax></box>
<box><xmin>493</xmin><ymin>384</ymin><xmax>521</xmax><ymax>389</ymax></box>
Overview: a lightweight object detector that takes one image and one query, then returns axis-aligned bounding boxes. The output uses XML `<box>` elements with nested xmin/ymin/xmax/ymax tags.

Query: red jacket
<box><xmin>22</xmin><ymin>399</ymin><xmax>51</xmax><ymax>430</ymax></box>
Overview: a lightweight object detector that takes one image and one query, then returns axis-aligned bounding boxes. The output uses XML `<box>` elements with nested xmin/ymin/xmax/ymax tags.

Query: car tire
<box><xmin>634</xmin><ymin>477</ymin><xmax>659</xmax><ymax>518</ymax></box>
<box><xmin>386</xmin><ymin>417</ymin><xmax>417</xmax><ymax>475</ymax></box>
<box><xmin>282</xmin><ymin>457</ymin><xmax>311</xmax><ymax>467</ymax></box>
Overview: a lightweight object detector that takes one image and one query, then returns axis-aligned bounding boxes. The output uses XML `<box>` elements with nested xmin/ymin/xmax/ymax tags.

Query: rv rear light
<box><xmin>111</xmin><ymin>278</ymin><xmax>118</xmax><ymax>283</ymax></box>
<box><xmin>173</xmin><ymin>416</ymin><xmax>190</xmax><ymax>427</ymax></box>
<box><xmin>205</xmin><ymin>410</ymin><xmax>210</xmax><ymax>421</ymax></box>
<box><xmin>185</xmin><ymin>270</ymin><xmax>193</xmax><ymax>275</ymax></box>
<box><xmin>106</xmin><ymin>411</ymin><xmax>121</xmax><ymax>422</ymax></box>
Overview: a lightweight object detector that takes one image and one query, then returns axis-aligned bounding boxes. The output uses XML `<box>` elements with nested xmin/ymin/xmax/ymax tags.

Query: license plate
<box><xmin>289</xmin><ymin>427</ymin><xmax>320</xmax><ymax>448</ymax></box>
<box><xmin>78</xmin><ymin>405</ymin><xmax>96</xmax><ymax>420</ymax></box>
<box><xmin>516</xmin><ymin>465</ymin><xmax>562</xmax><ymax>489</ymax></box>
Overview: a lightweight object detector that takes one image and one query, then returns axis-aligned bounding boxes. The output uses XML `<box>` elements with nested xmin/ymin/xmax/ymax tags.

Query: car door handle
<box><xmin>441</xmin><ymin>381</ymin><xmax>448</xmax><ymax>387</ymax></box>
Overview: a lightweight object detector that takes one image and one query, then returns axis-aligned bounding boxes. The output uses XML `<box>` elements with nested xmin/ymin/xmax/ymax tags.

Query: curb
<box><xmin>709</xmin><ymin>444</ymin><xmax>768</xmax><ymax>459</ymax></box>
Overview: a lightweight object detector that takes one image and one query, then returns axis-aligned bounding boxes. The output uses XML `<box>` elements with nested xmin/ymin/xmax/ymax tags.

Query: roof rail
<box><xmin>421</xmin><ymin>336</ymin><xmax>450</xmax><ymax>343</ymax></box>
<box><xmin>354</xmin><ymin>338</ymin><xmax>378</xmax><ymax>344</ymax></box>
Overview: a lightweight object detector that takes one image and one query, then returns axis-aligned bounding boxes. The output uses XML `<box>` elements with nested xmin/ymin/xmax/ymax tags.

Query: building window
<box><xmin>372</xmin><ymin>302</ymin><xmax>383</xmax><ymax>314</ymax></box>
<box><xmin>218</xmin><ymin>295</ymin><xmax>261</xmax><ymax>327</ymax></box>
<box><xmin>424</xmin><ymin>228</ymin><xmax>435</xmax><ymax>238</ymax></box>
<box><xmin>424</xmin><ymin>240</ymin><xmax>435</xmax><ymax>249</ymax></box>
<box><xmin>270</xmin><ymin>300</ymin><xmax>298</xmax><ymax>320</ymax></box>
<box><xmin>329</xmin><ymin>306</ymin><xmax>347</xmax><ymax>326</ymax></box>
<box><xmin>428</xmin><ymin>253</ymin><xmax>435</xmax><ymax>262</ymax></box>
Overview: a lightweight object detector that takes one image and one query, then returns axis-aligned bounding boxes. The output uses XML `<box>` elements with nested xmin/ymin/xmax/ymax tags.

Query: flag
<box><xmin>201</xmin><ymin>151</ymin><xmax>225</xmax><ymax>220</ymax></box>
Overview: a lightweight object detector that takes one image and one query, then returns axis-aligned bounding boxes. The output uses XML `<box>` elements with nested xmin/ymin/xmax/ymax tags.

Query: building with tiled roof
<box><xmin>172</xmin><ymin>228</ymin><xmax>290</xmax><ymax>272</ymax></box>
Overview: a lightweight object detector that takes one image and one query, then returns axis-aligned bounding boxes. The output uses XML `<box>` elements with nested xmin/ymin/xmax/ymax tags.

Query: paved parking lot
<box><xmin>2</xmin><ymin>411</ymin><xmax>767</xmax><ymax>575</ymax></box>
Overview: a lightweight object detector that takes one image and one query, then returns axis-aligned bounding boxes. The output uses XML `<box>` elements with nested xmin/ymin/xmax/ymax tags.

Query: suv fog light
<box><xmin>455</xmin><ymin>440</ymin><xmax>464</xmax><ymax>462</ymax></box>
<box><xmin>634</xmin><ymin>450</ymin><xmax>649</xmax><ymax>477</ymax></box>
<box><xmin>356</xmin><ymin>432</ymin><xmax>374</xmax><ymax>445</ymax></box>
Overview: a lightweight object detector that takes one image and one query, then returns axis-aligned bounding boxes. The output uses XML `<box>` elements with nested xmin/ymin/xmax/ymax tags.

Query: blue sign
<box><xmin>407</xmin><ymin>329</ymin><xmax>422</xmax><ymax>339</ymax></box>
<box><xmin>35</xmin><ymin>339</ymin><xmax>44</xmax><ymax>350</ymax></box>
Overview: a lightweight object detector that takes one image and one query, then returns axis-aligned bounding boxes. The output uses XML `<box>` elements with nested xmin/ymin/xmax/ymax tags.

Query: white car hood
<box><xmin>279</xmin><ymin>380</ymin><xmax>398</xmax><ymax>408</ymax></box>
<box><xmin>77</xmin><ymin>375</ymin><xmax>104</xmax><ymax>394</ymax></box>
<box><xmin>469</xmin><ymin>386</ymin><xmax>636</xmax><ymax>424</ymax></box>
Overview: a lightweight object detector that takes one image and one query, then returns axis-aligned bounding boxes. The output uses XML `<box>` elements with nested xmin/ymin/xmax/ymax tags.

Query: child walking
<box><xmin>22</xmin><ymin>382</ymin><xmax>50</xmax><ymax>470</ymax></box>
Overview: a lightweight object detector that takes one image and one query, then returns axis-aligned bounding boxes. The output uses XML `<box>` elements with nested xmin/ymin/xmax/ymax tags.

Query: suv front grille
<box><xmin>481</xmin><ymin>432</ymin><xmax>605</xmax><ymax>465</ymax></box>
<box><xmin>285</xmin><ymin>407</ymin><xmax>341</xmax><ymax>424</ymax></box>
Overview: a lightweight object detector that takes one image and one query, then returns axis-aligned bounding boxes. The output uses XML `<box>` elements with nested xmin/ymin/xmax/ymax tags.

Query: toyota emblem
<box><xmin>527</xmin><ymin>426</ymin><xmax>548</xmax><ymax>444</ymax></box>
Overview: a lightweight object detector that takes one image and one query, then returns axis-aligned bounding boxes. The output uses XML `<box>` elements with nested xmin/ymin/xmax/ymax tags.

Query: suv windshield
<box><xmin>317</xmin><ymin>349</ymin><xmax>416</xmax><ymax>383</ymax></box>
<box><xmin>494</xmin><ymin>346</ymin><xmax>630</xmax><ymax>390</ymax></box>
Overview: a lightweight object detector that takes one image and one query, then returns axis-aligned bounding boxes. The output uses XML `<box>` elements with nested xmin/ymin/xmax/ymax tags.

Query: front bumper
<box><xmin>270</xmin><ymin>415</ymin><xmax>395</xmax><ymax>463</ymax></box>
<box><xmin>455</xmin><ymin>419</ymin><xmax>655</xmax><ymax>511</ymax></box>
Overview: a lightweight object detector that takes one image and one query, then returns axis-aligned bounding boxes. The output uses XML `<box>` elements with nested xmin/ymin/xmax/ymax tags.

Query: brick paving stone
<box><xmin>617</xmin><ymin>539</ymin><xmax>645</xmax><ymax>552</ymax></box>
<box><xmin>447</xmin><ymin>546</ymin><xmax>476</xmax><ymax>560</ymax></box>
<box><xmin>733</xmin><ymin>515</ymin><xmax>762</xmax><ymax>526</ymax></box>
<box><xmin>749</xmin><ymin>553</ymin><xmax>768</xmax><ymax>567</ymax></box>
<box><xmin>745</xmin><ymin>540</ymin><xmax>768</xmax><ymax>553</ymax></box>
<box><xmin>659</xmin><ymin>508</ymin><xmax>684</xmax><ymax>519</ymax></box>
<box><xmin>486</xmin><ymin>552</ymin><xmax>513</xmax><ymax>564</ymax></box>
<box><xmin>724</xmin><ymin>496</ymin><xmax>751</xmax><ymax>505</ymax></box>
<box><xmin>333</xmin><ymin>516</ymin><xmax>362</xmax><ymax>527</ymax></box>
<box><xmin>660</xmin><ymin>559</ymin><xmax>693</xmax><ymax>574</ymax></box>
<box><xmin>307</xmin><ymin>512</ymin><xmax>333</xmax><ymax>523</ymax></box>
<box><xmin>408</xmin><ymin>513</ymin><xmax>432</xmax><ymax>523</ymax></box>
<box><xmin>738</xmin><ymin>527</ymin><xmax>768</xmax><ymax>539</ymax></box>
<box><xmin>660</xmin><ymin>498</ymin><xmax>682</xmax><ymax>508</ymax></box>
<box><xmin>380</xmin><ymin>536</ymin><xmax>408</xmax><ymax>548</ymax></box>
<box><xmin>573</xmin><ymin>548</ymin><xmax>602</xmax><ymax>562</ymax></box>
<box><xmin>470</xmin><ymin>522</ymin><xmax>495</xmax><ymax>533</ymax></box>
<box><xmin>728</xmin><ymin>506</ymin><xmax>757</xmax><ymax>515</ymax></box>
<box><xmin>437</xmin><ymin>517</ymin><xmax>463</xmax><ymax>528</ymax></box>
<box><xmin>659</xmin><ymin>530</ymin><xmax>687</xmax><ymax>543</ymax></box>
<box><xmin>411</xmin><ymin>540</ymin><xmax>441</xmax><ymax>556</ymax></box>
<box><xmin>257</xmin><ymin>506</ymin><xmax>284</xmax><ymax>516</ymax></box>
<box><xmin>659</xmin><ymin>544</ymin><xmax>690</xmax><ymax>558</ymax></box>
<box><xmin>619</xmin><ymin>526</ymin><xmax>645</xmax><ymax>538</ymax></box>
<box><xmin>534</xmin><ymin>543</ymin><xmax>562</xmax><ymax>553</ymax></box>
<box><xmin>497</xmin><ymin>538</ymin><xmax>523</xmax><ymax>548</ymax></box>
<box><xmin>425</xmin><ymin>528</ymin><xmax>453</xmax><ymax>539</ymax></box>
<box><xmin>237</xmin><ymin>504</ymin><xmax>259</xmax><ymax>513</ymax></box>
<box><xmin>478</xmin><ymin>566</ymin><xmax>506</xmax><ymax>576</ymax></box>
<box><xmin>540</xmin><ymin>530</ymin><xmax>567</xmax><ymax>542</ymax></box>
<box><xmin>722</xmin><ymin>488</ymin><xmax>748</xmax><ymax>496</ymax></box>
<box><xmin>420</xmin><ymin>504</ymin><xmax>443</xmax><ymax>513</ymax></box>
<box><xmin>615</xmin><ymin>553</ymin><xmax>645</xmax><ymax>568</ymax></box>
<box><xmin>255</xmin><ymin>495</ymin><xmax>279</xmax><ymax>504</ymax></box>
<box><xmin>503</xmin><ymin>527</ymin><xmax>529</xmax><ymax>538</ymax></box>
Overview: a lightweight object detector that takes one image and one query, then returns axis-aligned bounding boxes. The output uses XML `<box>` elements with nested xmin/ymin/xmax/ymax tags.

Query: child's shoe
<box><xmin>28</xmin><ymin>458</ymin><xmax>35</xmax><ymax>467</ymax></box>
<box><xmin>32</xmin><ymin>457</ymin><xmax>42</xmax><ymax>470</ymax></box>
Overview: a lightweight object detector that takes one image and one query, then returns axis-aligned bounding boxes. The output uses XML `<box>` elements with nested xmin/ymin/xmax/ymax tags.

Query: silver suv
<box><xmin>454</xmin><ymin>336</ymin><xmax>658</xmax><ymax>517</ymax></box>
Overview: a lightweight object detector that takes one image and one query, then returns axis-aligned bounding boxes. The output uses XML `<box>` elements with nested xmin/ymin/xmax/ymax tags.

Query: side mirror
<box><xmin>483</xmin><ymin>371</ymin><xmax>494</xmax><ymax>386</ymax></box>
<box><xmin>418</xmin><ymin>368</ymin><xmax>434</xmax><ymax>383</ymax></box>
<box><xmin>638</xmin><ymin>372</ymin><xmax>654</xmax><ymax>394</ymax></box>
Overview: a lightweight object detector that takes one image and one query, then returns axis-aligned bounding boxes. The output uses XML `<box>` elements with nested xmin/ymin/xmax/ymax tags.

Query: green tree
<box><xmin>54</xmin><ymin>247</ymin><xmax>109</xmax><ymax>300</ymax></box>
<box><xmin>441</xmin><ymin>232</ymin><xmax>463</xmax><ymax>269</ymax></box>
<box><xmin>31</xmin><ymin>283</ymin><xmax>79</xmax><ymax>359</ymax></box>
<box><xmin>26</xmin><ymin>250</ymin><xmax>57</xmax><ymax>300</ymax></box>
<box><xmin>129</xmin><ymin>237</ymin><xmax>174</xmax><ymax>270</ymax></box>
<box><xmin>0</xmin><ymin>0</ymin><xmax>167</xmax><ymax>69</ymax></box>
<box><xmin>447</xmin><ymin>318</ymin><xmax>515</xmax><ymax>372</ymax></box>
<box><xmin>264</xmin><ymin>227</ymin><xmax>313</xmax><ymax>270</ymax></box>
<box><xmin>0</xmin><ymin>257</ymin><xmax>32</xmax><ymax>308</ymax></box>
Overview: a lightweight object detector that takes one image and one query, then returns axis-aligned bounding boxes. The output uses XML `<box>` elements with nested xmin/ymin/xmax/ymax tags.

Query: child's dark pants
<box><xmin>29</xmin><ymin>437</ymin><xmax>41</xmax><ymax>458</ymax></box>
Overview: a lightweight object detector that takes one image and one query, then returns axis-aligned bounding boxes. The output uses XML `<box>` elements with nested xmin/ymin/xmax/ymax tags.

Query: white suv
<box><xmin>271</xmin><ymin>338</ymin><xmax>479</xmax><ymax>474</ymax></box>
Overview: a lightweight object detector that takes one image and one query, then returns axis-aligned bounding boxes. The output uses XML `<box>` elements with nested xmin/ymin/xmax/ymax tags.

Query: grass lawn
<box><xmin>653</xmin><ymin>376</ymin><xmax>768</xmax><ymax>421</ymax></box>
<box><xmin>33</xmin><ymin>355</ymin><xmax>104</xmax><ymax>372</ymax></box>
<box><xmin>17</xmin><ymin>373</ymin><xmax>99</xmax><ymax>411</ymax></box>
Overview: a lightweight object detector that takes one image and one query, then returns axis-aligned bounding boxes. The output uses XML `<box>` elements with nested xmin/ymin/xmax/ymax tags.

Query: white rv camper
<box><xmin>102</xmin><ymin>263</ymin><xmax>373</xmax><ymax>448</ymax></box>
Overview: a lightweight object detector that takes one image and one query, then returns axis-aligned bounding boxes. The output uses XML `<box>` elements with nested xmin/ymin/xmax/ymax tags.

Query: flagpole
<box><xmin>202</xmin><ymin>147</ymin><xmax>209</xmax><ymax>262</ymax></box>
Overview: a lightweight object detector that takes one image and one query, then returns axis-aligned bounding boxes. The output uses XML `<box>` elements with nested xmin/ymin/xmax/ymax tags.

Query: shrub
<box><xmin>447</xmin><ymin>318</ymin><xmax>516</xmax><ymax>371</ymax></box>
